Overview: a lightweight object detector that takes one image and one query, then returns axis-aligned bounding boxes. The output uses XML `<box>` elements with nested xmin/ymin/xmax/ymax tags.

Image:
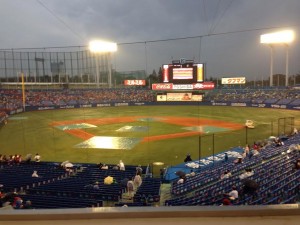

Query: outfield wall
<box><xmin>6</xmin><ymin>101</ymin><xmax>300</xmax><ymax>115</ymax></box>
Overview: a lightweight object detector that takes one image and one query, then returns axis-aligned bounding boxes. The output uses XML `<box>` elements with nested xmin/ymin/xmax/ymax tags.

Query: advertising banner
<box><xmin>124</xmin><ymin>80</ymin><xmax>146</xmax><ymax>86</ymax></box>
<box><xmin>221</xmin><ymin>77</ymin><xmax>246</xmax><ymax>84</ymax></box>
<box><xmin>167</xmin><ymin>93</ymin><xmax>192</xmax><ymax>101</ymax></box>
<box><xmin>157</xmin><ymin>95</ymin><xmax>167</xmax><ymax>101</ymax></box>
<box><xmin>152</xmin><ymin>82</ymin><xmax>214</xmax><ymax>90</ymax></box>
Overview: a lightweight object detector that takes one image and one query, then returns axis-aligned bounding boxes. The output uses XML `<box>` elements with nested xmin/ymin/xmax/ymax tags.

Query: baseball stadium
<box><xmin>0</xmin><ymin>43</ymin><xmax>300</xmax><ymax>224</ymax></box>
<box><xmin>1</xmin><ymin>2</ymin><xmax>300</xmax><ymax>224</ymax></box>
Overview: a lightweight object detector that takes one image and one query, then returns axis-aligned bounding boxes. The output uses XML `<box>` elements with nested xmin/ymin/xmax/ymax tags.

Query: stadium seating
<box><xmin>0</xmin><ymin>161</ymin><xmax>163</xmax><ymax>209</ymax></box>
<box><xmin>165</xmin><ymin>133</ymin><xmax>300</xmax><ymax>206</ymax></box>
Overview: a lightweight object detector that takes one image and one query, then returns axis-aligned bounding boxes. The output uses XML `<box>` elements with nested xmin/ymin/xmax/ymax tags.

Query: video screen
<box><xmin>173</xmin><ymin>68</ymin><xmax>193</xmax><ymax>80</ymax></box>
<box><xmin>162</xmin><ymin>63</ymin><xmax>204</xmax><ymax>84</ymax></box>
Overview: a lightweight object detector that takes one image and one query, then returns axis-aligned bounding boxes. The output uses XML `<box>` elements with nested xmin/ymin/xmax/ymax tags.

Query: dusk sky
<box><xmin>0</xmin><ymin>0</ymin><xmax>299</xmax><ymax>80</ymax></box>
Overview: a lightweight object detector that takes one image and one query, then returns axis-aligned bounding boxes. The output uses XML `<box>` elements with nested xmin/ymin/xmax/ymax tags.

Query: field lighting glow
<box><xmin>89</xmin><ymin>40</ymin><xmax>117</xmax><ymax>53</ymax></box>
<box><xmin>260</xmin><ymin>30</ymin><xmax>295</xmax><ymax>44</ymax></box>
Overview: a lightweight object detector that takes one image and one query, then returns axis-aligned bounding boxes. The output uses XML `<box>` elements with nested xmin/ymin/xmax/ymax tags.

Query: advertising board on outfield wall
<box><xmin>156</xmin><ymin>93</ymin><xmax>203</xmax><ymax>102</ymax></box>
<box><xmin>152</xmin><ymin>82</ymin><xmax>215</xmax><ymax>90</ymax></box>
<box><xmin>5</xmin><ymin>101</ymin><xmax>299</xmax><ymax>115</ymax></box>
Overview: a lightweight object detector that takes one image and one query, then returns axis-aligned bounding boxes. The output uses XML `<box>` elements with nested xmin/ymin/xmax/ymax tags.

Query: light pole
<box><xmin>260</xmin><ymin>30</ymin><xmax>295</xmax><ymax>87</ymax></box>
<box><xmin>89</xmin><ymin>40</ymin><xmax>117</xmax><ymax>88</ymax></box>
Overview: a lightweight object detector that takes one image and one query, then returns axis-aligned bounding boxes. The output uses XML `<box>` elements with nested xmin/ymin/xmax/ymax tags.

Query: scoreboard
<box><xmin>153</xmin><ymin>59</ymin><xmax>213</xmax><ymax>93</ymax></box>
<box><xmin>161</xmin><ymin>59</ymin><xmax>204</xmax><ymax>84</ymax></box>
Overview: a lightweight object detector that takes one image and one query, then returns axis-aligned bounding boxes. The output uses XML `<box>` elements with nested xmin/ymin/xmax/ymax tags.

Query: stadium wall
<box><xmin>0</xmin><ymin>205</ymin><xmax>300</xmax><ymax>224</ymax></box>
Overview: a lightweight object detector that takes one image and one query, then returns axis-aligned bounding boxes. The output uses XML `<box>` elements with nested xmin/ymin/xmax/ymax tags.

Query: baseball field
<box><xmin>0</xmin><ymin>105</ymin><xmax>299</xmax><ymax>167</ymax></box>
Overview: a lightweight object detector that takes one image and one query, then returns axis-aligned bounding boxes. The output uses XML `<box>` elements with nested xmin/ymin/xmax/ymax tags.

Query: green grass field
<box><xmin>1</xmin><ymin>106</ymin><xmax>299</xmax><ymax>167</ymax></box>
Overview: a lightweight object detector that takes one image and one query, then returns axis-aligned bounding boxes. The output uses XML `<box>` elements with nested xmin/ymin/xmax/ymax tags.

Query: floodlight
<box><xmin>260</xmin><ymin>30</ymin><xmax>294</xmax><ymax>44</ymax></box>
<box><xmin>89</xmin><ymin>40</ymin><xmax>117</xmax><ymax>53</ymax></box>
<box><xmin>89</xmin><ymin>40</ymin><xmax>117</xmax><ymax>88</ymax></box>
<box><xmin>260</xmin><ymin>30</ymin><xmax>295</xmax><ymax>87</ymax></box>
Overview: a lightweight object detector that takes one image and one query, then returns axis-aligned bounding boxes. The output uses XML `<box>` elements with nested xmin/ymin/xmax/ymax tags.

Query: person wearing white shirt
<box><xmin>228</xmin><ymin>186</ymin><xmax>238</xmax><ymax>200</ymax></box>
<box><xmin>119</xmin><ymin>160</ymin><xmax>125</xmax><ymax>171</ymax></box>
<box><xmin>32</xmin><ymin>171</ymin><xmax>39</xmax><ymax>177</ymax></box>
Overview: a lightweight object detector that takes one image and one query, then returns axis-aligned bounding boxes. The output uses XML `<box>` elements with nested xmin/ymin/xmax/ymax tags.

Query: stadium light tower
<box><xmin>260</xmin><ymin>30</ymin><xmax>295</xmax><ymax>87</ymax></box>
<box><xmin>89</xmin><ymin>40</ymin><xmax>117</xmax><ymax>88</ymax></box>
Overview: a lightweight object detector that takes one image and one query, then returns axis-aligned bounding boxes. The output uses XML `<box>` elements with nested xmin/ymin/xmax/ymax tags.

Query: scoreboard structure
<box><xmin>152</xmin><ymin>59</ymin><xmax>214</xmax><ymax>91</ymax></box>
<box><xmin>152</xmin><ymin>59</ymin><xmax>214</xmax><ymax>102</ymax></box>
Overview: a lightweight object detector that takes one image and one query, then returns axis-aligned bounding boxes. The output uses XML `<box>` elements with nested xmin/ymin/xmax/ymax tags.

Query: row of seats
<box><xmin>0</xmin><ymin>163</ymin><xmax>68</xmax><ymax>192</ymax></box>
<box><xmin>134</xmin><ymin>178</ymin><xmax>161</xmax><ymax>203</ymax></box>
<box><xmin>20</xmin><ymin>194</ymin><xmax>103</xmax><ymax>209</ymax></box>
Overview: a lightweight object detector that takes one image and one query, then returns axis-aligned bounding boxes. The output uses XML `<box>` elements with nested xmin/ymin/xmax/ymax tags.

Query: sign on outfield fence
<box><xmin>222</xmin><ymin>77</ymin><xmax>246</xmax><ymax>84</ymax></box>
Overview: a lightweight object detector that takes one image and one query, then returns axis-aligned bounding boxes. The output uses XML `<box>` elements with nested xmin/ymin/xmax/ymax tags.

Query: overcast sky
<box><xmin>0</xmin><ymin>0</ymin><xmax>299</xmax><ymax>80</ymax></box>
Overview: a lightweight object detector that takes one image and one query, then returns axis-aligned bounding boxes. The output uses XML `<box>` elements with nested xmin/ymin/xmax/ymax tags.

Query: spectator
<box><xmin>220</xmin><ymin>170</ymin><xmax>232</xmax><ymax>180</ymax></box>
<box><xmin>177</xmin><ymin>177</ymin><xmax>185</xmax><ymax>184</ymax></box>
<box><xmin>224</xmin><ymin>152</ymin><xmax>229</xmax><ymax>162</ymax></box>
<box><xmin>12</xmin><ymin>197</ymin><xmax>23</xmax><ymax>209</ymax></box>
<box><xmin>221</xmin><ymin>198</ymin><xmax>232</xmax><ymax>206</ymax></box>
<box><xmin>253</xmin><ymin>142</ymin><xmax>259</xmax><ymax>150</ymax></box>
<box><xmin>112</xmin><ymin>165</ymin><xmax>119</xmax><ymax>170</ymax></box>
<box><xmin>119</xmin><ymin>160</ymin><xmax>125</xmax><ymax>171</ymax></box>
<box><xmin>0</xmin><ymin>190</ymin><xmax>5</xmax><ymax>199</ymax></box>
<box><xmin>61</xmin><ymin>160</ymin><xmax>69</xmax><ymax>168</ymax></box>
<box><xmin>227</xmin><ymin>186</ymin><xmax>239</xmax><ymax>200</ymax></box>
<box><xmin>294</xmin><ymin>159</ymin><xmax>300</xmax><ymax>170</ymax></box>
<box><xmin>293</xmin><ymin>127</ymin><xmax>298</xmax><ymax>135</ymax></box>
<box><xmin>2</xmin><ymin>155</ymin><xmax>8</xmax><ymax>164</ymax></box>
<box><xmin>186</xmin><ymin>170</ymin><xmax>196</xmax><ymax>177</ymax></box>
<box><xmin>24</xmin><ymin>154</ymin><xmax>32</xmax><ymax>164</ymax></box>
<box><xmin>127</xmin><ymin>178</ymin><xmax>134</xmax><ymax>199</ymax></box>
<box><xmin>23</xmin><ymin>200</ymin><xmax>33</xmax><ymax>209</ymax></box>
<box><xmin>289</xmin><ymin>144</ymin><xmax>300</xmax><ymax>153</ymax></box>
<box><xmin>274</xmin><ymin>137</ymin><xmax>284</xmax><ymax>147</ymax></box>
<box><xmin>101</xmin><ymin>164</ymin><xmax>108</xmax><ymax>170</ymax></box>
<box><xmin>31</xmin><ymin>171</ymin><xmax>39</xmax><ymax>178</ymax></box>
<box><xmin>239</xmin><ymin>168</ymin><xmax>254</xmax><ymax>180</ymax></box>
<box><xmin>184</xmin><ymin>153</ymin><xmax>192</xmax><ymax>163</ymax></box>
<box><xmin>93</xmin><ymin>182</ymin><xmax>100</xmax><ymax>190</ymax></box>
<box><xmin>242</xmin><ymin>179</ymin><xmax>259</xmax><ymax>195</ymax></box>
<box><xmin>34</xmin><ymin>153</ymin><xmax>41</xmax><ymax>163</ymax></box>
<box><xmin>97</xmin><ymin>162</ymin><xmax>103</xmax><ymax>169</ymax></box>
<box><xmin>234</xmin><ymin>155</ymin><xmax>243</xmax><ymax>164</ymax></box>
<box><xmin>136</xmin><ymin>165</ymin><xmax>143</xmax><ymax>175</ymax></box>
<box><xmin>7</xmin><ymin>155</ymin><xmax>14</xmax><ymax>165</ymax></box>
<box><xmin>14</xmin><ymin>155</ymin><xmax>21</xmax><ymax>164</ymax></box>
<box><xmin>133</xmin><ymin>174</ymin><xmax>142</xmax><ymax>189</ymax></box>
<box><xmin>121</xmin><ymin>178</ymin><xmax>129</xmax><ymax>188</ymax></box>
<box><xmin>160</xmin><ymin>168</ymin><xmax>166</xmax><ymax>180</ymax></box>
<box><xmin>244</xmin><ymin>144</ymin><xmax>250</xmax><ymax>156</ymax></box>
